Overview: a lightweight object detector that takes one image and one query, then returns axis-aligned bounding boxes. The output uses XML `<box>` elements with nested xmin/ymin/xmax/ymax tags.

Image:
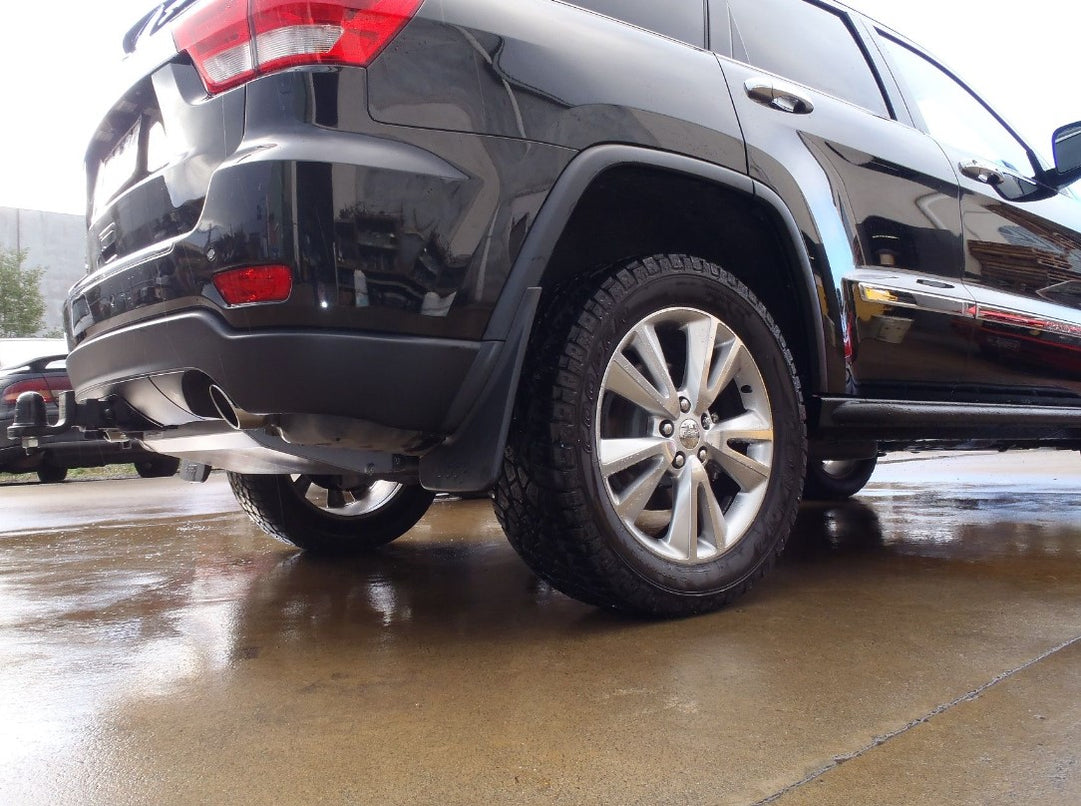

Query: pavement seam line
<box><xmin>749</xmin><ymin>632</ymin><xmax>1081</xmax><ymax>806</ymax></box>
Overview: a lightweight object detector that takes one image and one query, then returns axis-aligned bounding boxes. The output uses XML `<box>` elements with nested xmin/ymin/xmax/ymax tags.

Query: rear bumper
<box><xmin>67</xmin><ymin>308</ymin><xmax>493</xmax><ymax>438</ymax></box>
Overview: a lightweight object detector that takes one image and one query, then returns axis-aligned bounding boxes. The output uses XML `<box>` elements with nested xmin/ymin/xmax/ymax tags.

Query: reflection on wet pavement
<box><xmin>1</xmin><ymin>453</ymin><xmax>1079</xmax><ymax>805</ymax></box>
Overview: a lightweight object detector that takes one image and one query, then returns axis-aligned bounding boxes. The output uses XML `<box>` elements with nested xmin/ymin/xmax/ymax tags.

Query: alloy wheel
<box><xmin>595</xmin><ymin>307</ymin><xmax>775</xmax><ymax>564</ymax></box>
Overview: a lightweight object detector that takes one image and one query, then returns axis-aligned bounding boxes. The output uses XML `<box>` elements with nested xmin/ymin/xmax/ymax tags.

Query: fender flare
<box><xmin>423</xmin><ymin>144</ymin><xmax>834</xmax><ymax>492</ymax></box>
<box><xmin>483</xmin><ymin>143</ymin><xmax>830</xmax><ymax>395</ymax></box>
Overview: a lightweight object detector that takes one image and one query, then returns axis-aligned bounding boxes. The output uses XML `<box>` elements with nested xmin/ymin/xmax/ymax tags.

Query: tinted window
<box><xmin>565</xmin><ymin>0</ymin><xmax>706</xmax><ymax>48</ymax></box>
<box><xmin>880</xmin><ymin>37</ymin><xmax>1034</xmax><ymax>177</ymax></box>
<box><xmin>717</xmin><ymin>0</ymin><xmax>888</xmax><ymax>117</ymax></box>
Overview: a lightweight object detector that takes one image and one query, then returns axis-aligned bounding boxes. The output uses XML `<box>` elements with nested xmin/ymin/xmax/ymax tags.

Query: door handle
<box><xmin>916</xmin><ymin>278</ymin><xmax>954</xmax><ymax>289</ymax></box>
<box><xmin>744</xmin><ymin>80</ymin><xmax>814</xmax><ymax>115</ymax></box>
<box><xmin>958</xmin><ymin>160</ymin><xmax>1005</xmax><ymax>186</ymax></box>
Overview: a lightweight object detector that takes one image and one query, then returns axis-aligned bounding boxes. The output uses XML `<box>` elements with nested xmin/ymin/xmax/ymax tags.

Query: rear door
<box><xmin>710</xmin><ymin>0</ymin><xmax>974</xmax><ymax>400</ymax></box>
<box><xmin>875</xmin><ymin>33</ymin><xmax>1081</xmax><ymax>405</ymax></box>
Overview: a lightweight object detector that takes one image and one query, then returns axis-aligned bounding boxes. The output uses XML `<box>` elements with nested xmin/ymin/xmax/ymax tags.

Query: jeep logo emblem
<box><xmin>678</xmin><ymin>420</ymin><xmax>701</xmax><ymax>450</ymax></box>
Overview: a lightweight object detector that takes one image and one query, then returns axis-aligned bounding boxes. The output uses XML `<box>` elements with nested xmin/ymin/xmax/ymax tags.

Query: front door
<box><xmin>878</xmin><ymin>34</ymin><xmax>1081</xmax><ymax>406</ymax></box>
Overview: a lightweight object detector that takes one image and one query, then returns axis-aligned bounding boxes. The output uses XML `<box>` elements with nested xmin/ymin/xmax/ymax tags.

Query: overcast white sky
<box><xmin>0</xmin><ymin>0</ymin><xmax>1078</xmax><ymax>216</ymax></box>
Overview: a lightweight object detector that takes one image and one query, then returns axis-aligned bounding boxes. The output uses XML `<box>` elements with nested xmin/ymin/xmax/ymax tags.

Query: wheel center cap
<box><xmin>678</xmin><ymin>419</ymin><xmax>701</xmax><ymax>450</ymax></box>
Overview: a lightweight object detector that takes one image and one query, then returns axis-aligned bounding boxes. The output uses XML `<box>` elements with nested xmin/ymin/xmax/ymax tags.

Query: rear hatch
<box><xmin>86</xmin><ymin>0</ymin><xmax>244</xmax><ymax>273</ymax></box>
<box><xmin>85</xmin><ymin>0</ymin><xmax>424</xmax><ymax>277</ymax></box>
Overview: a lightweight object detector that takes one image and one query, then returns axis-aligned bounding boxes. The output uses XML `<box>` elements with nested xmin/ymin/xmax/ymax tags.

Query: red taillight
<box><xmin>174</xmin><ymin>0</ymin><xmax>255</xmax><ymax>95</ymax></box>
<box><xmin>212</xmin><ymin>264</ymin><xmax>294</xmax><ymax>305</ymax></box>
<box><xmin>2</xmin><ymin>378</ymin><xmax>60</xmax><ymax>406</ymax></box>
<box><xmin>175</xmin><ymin>0</ymin><xmax>423</xmax><ymax>94</ymax></box>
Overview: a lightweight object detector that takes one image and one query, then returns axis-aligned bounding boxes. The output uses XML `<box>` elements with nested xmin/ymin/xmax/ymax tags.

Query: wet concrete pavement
<box><xmin>1</xmin><ymin>452</ymin><xmax>1078</xmax><ymax>805</ymax></box>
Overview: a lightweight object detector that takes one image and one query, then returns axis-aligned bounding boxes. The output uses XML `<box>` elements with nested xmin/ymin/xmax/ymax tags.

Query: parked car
<box><xmin>0</xmin><ymin>338</ymin><xmax>68</xmax><ymax>370</ymax></box>
<box><xmin>44</xmin><ymin>0</ymin><xmax>1080</xmax><ymax>614</ymax></box>
<box><xmin>1</xmin><ymin>352</ymin><xmax>179</xmax><ymax>483</ymax></box>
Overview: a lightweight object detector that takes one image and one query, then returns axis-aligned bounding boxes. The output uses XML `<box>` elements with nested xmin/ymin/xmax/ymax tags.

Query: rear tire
<box><xmin>37</xmin><ymin>465</ymin><xmax>68</xmax><ymax>484</ymax></box>
<box><xmin>228</xmin><ymin>472</ymin><xmax>436</xmax><ymax>554</ymax></box>
<box><xmin>494</xmin><ymin>254</ymin><xmax>806</xmax><ymax>617</ymax></box>
<box><xmin>803</xmin><ymin>456</ymin><xmax>877</xmax><ymax>500</ymax></box>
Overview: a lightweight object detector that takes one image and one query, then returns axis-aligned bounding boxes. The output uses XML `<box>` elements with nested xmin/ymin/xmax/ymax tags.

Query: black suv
<box><xmin>50</xmin><ymin>0</ymin><xmax>1081</xmax><ymax>615</ymax></box>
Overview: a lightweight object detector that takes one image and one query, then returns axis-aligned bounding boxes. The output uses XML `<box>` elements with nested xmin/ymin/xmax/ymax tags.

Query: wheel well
<box><xmin>539</xmin><ymin>165</ymin><xmax>822</xmax><ymax>398</ymax></box>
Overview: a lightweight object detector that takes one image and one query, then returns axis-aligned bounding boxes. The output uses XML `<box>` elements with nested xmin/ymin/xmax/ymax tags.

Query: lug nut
<box><xmin>660</xmin><ymin>421</ymin><xmax>675</xmax><ymax>437</ymax></box>
<box><xmin>673</xmin><ymin>453</ymin><xmax>686</xmax><ymax>469</ymax></box>
<box><xmin>698</xmin><ymin>448</ymin><xmax>709</xmax><ymax>463</ymax></box>
<box><xmin>679</xmin><ymin>397</ymin><xmax>692</xmax><ymax>413</ymax></box>
<box><xmin>701</xmin><ymin>413</ymin><xmax>712</xmax><ymax>429</ymax></box>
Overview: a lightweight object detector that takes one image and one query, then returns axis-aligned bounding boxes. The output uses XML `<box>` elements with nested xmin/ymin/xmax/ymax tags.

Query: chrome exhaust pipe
<box><xmin>208</xmin><ymin>385</ymin><xmax>269</xmax><ymax>430</ymax></box>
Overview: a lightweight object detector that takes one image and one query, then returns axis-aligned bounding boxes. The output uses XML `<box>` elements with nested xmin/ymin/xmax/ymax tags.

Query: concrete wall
<box><xmin>0</xmin><ymin>207</ymin><xmax>86</xmax><ymax>335</ymax></box>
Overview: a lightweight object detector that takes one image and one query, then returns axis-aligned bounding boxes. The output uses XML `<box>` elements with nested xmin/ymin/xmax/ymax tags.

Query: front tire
<box><xmin>803</xmin><ymin>456</ymin><xmax>878</xmax><ymax>500</ymax></box>
<box><xmin>495</xmin><ymin>254</ymin><xmax>806</xmax><ymax>617</ymax></box>
<box><xmin>37</xmin><ymin>464</ymin><xmax>68</xmax><ymax>484</ymax></box>
<box><xmin>228</xmin><ymin>473</ymin><xmax>436</xmax><ymax>554</ymax></box>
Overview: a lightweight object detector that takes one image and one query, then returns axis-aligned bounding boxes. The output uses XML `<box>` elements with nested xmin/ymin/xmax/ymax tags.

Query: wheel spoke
<box><xmin>699</xmin><ymin>477</ymin><xmax>729</xmax><ymax>549</ymax></box>
<box><xmin>708</xmin><ymin>340</ymin><xmax>748</xmax><ymax>405</ymax></box>
<box><xmin>683</xmin><ymin>315</ymin><xmax>720</xmax><ymax>412</ymax></box>
<box><xmin>326</xmin><ymin>488</ymin><xmax>347</xmax><ymax>509</ymax></box>
<box><xmin>713</xmin><ymin>410</ymin><xmax>773</xmax><ymax>444</ymax></box>
<box><xmin>605</xmin><ymin>353</ymin><xmax>677</xmax><ymax>418</ymax></box>
<box><xmin>704</xmin><ymin>408</ymin><xmax>774</xmax><ymax>493</ymax></box>
<box><xmin>630</xmin><ymin>324</ymin><xmax>679</xmax><ymax>415</ymax></box>
<box><xmin>614</xmin><ymin>458</ymin><xmax>669</xmax><ymax>524</ymax></box>
<box><xmin>706</xmin><ymin>440</ymin><xmax>771</xmax><ymax>492</ymax></box>
<box><xmin>599</xmin><ymin>437</ymin><xmax>669</xmax><ymax>478</ymax></box>
<box><xmin>293</xmin><ymin>475</ymin><xmax>314</xmax><ymax>497</ymax></box>
<box><xmin>666</xmin><ymin>463</ymin><xmax>700</xmax><ymax>561</ymax></box>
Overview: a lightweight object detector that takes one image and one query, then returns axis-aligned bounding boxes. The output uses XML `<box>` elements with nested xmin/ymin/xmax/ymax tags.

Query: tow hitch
<box><xmin>8</xmin><ymin>390</ymin><xmax>214</xmax><ymax>483</ymax></box>
<box><xmin>7</xmin><ymin>390</ymin><xmax>121</xmax><ymax>446</ymax></box>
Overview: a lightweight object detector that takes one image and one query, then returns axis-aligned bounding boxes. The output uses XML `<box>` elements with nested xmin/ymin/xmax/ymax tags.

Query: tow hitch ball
<box><xmin>6</xmin><ymin>390</ymin><xmax>114</xmax><ymax>444</ymax></box>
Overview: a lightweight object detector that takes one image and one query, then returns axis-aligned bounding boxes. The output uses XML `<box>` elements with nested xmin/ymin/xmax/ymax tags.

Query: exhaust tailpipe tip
<box><xmin>208</xmin><ymin>385</ymin><xmax>269</xmax><ymax>430</ymax></box>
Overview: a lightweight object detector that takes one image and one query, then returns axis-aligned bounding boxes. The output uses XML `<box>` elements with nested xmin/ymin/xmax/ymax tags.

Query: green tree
<box><xmin>0</xmin><ymin>246</ymin><xmax>46</xmax><ymax>337</ymax></box>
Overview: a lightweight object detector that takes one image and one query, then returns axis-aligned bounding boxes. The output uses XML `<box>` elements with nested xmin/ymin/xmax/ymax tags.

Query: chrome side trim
<box><xmin>849</xmin><ymin>267</ymin><xmax>1081</xmax><ymax>341</ymax></box>
<box><xmin>850</xmin><ymin>268</ymin><xmax>974</xmax><ymax>316</ymax></box>
<box><xmin>973</xmin><ymin>305</ymin><xmax>1081</xmax><ymax>339</ymax></box>
<box><xmin>966</xmin><ymin>282</ymin><xmax>1081</xmax><ymax>340</ymax></box>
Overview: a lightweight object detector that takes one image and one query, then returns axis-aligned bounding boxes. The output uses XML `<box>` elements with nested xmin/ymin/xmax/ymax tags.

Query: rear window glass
<box><xmin>561</xmin><ymin>0</ymin><xmax>706</xmax><ymax>48</ymax></box>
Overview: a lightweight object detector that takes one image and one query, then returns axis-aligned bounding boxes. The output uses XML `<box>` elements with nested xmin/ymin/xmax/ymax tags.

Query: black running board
<box><xmin>822</xmin><ymin>399</ymin><xmax>1081</xmax><ymax>429</ymax></box>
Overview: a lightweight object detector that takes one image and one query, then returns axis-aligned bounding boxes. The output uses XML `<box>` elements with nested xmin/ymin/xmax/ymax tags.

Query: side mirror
<box><xmin>1047</xmin><ymin>122</ymin><xmax>1081</xmax><ymax>188</ymax></box>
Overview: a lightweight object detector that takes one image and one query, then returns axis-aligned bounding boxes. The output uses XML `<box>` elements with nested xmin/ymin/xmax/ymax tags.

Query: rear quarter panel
<box><xmin>369</xmin><ymin>0</ymin><xmax>746</xmax><ymax>171</ymax></box>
